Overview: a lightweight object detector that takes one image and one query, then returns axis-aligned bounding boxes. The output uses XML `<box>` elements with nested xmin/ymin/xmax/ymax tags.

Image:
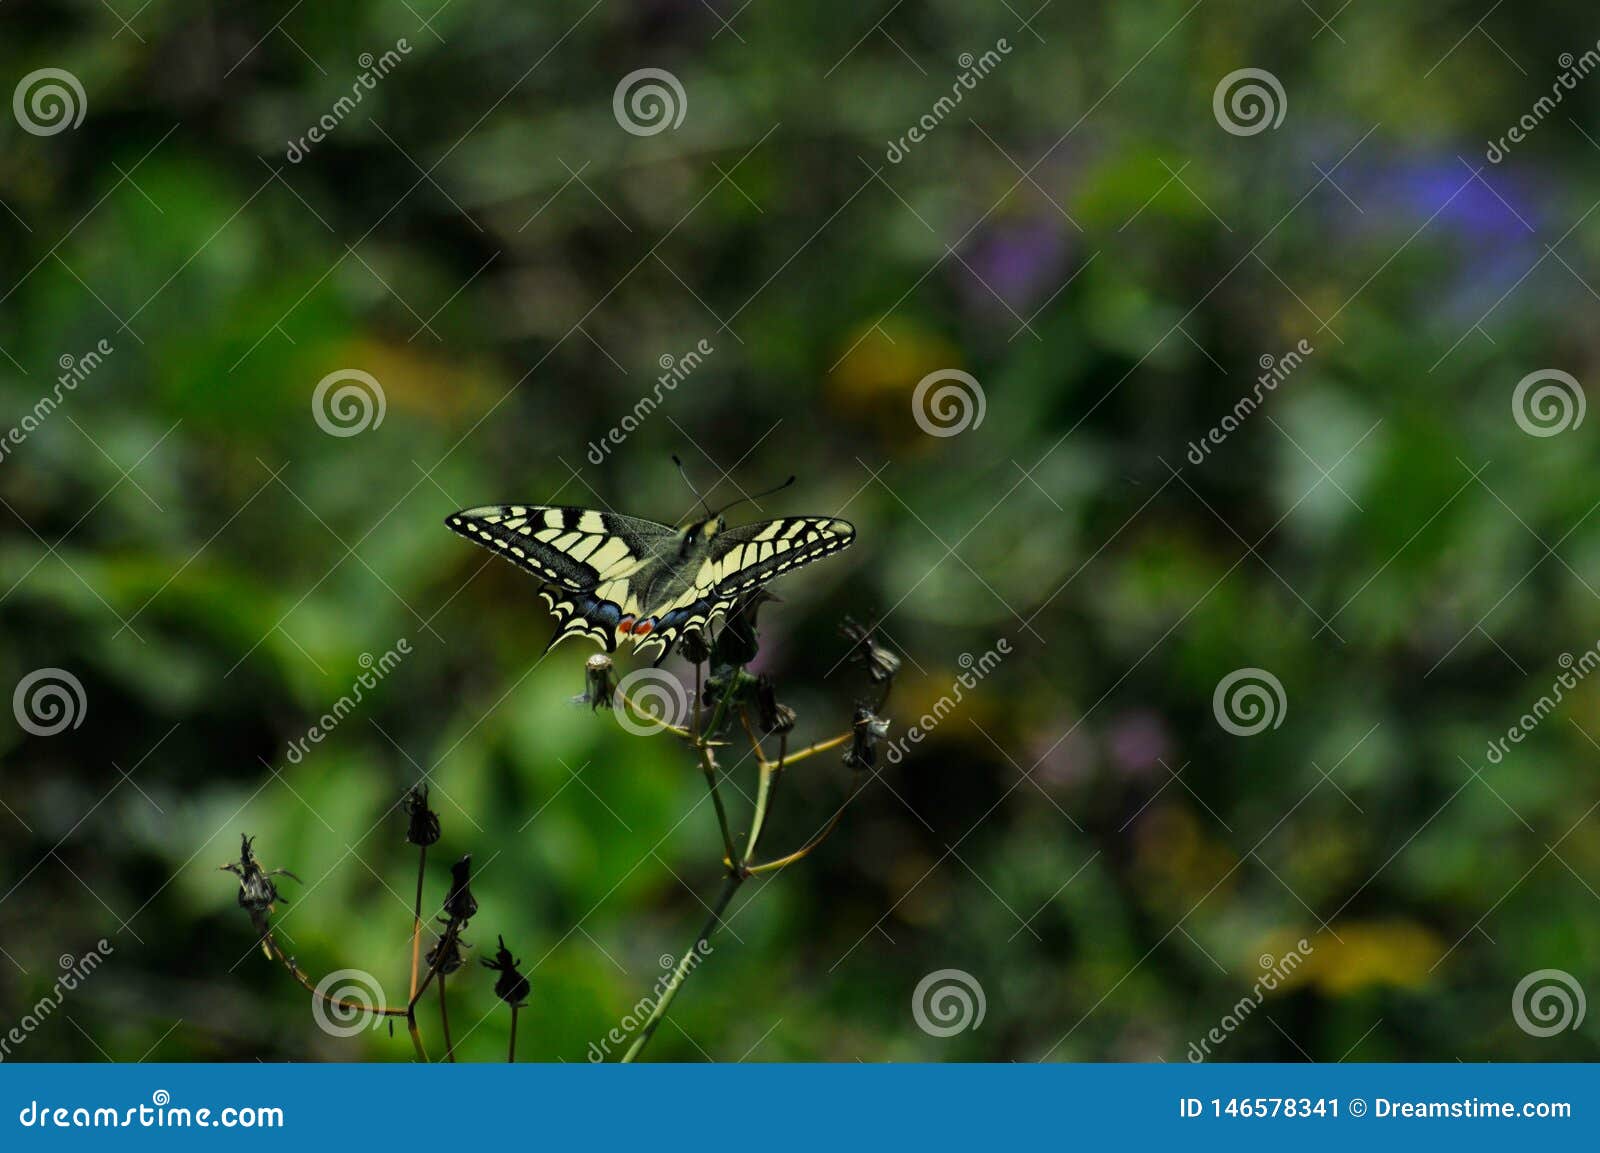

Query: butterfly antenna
<box><xmin>713</xmin><ymin>474</ymin><xmax>797</xmax><ymax>518</ymax></box>
<box><xmin>673</xmin><ymin>454</ymin><xmax>713</xmax><ymax>518</ymax></box>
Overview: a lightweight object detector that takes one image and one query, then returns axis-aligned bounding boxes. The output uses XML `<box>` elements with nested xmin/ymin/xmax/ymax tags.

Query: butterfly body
<box><xmin>446</xmin><ymin>504</ymin><xmax>854</xmax><ymax>660</ymax></box>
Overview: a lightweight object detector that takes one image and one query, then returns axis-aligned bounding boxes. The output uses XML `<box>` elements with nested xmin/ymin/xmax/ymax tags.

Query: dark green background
<box><xmin>2</xmin><ymin>0</ymin><xmax>1598</xmax><ymax>1061</ymax></box>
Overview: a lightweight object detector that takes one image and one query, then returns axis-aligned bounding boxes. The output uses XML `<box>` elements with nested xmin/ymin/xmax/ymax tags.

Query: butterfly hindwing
<box><xmin>446</xmin><ymin>505</ymin><xmax>854</xmax><ymax>660</ymax></box>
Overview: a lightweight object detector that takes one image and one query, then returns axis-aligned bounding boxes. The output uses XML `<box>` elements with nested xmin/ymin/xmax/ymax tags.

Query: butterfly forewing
<box><xmin>445</xmin><ymin>505</ymin><xmax>677</xmax><ymax>590</ymax></box>
<box><xmin>709</xmin><ymin>517</ymin><xmax>856</xmax><ymax>598</ymax></box>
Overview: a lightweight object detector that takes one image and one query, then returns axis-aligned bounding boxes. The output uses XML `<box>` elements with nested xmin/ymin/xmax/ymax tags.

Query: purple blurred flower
<box><xmin>957</xmin><ymin>214</ymin><xmax>1070</xmax><ymax>315</ymax></box>
<box><xmin>1107</xmin><ymin>709</ymin><xmax>1172</xmax><ymax>780</ymax></box>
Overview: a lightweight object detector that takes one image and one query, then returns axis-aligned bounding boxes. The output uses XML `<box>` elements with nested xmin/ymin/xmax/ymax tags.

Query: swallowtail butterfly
<box><xmin>445</xmin><ymin>496</ymin><xmax>855</xmax><ymax>661</ymax></box>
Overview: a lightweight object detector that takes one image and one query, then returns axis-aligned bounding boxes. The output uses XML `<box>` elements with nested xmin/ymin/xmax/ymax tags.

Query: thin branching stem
<box><xmin>746</xmin><ymin>782</ymin><xmax>864</xmax><ymax>876</ymax></box>
<box><xmin>439</xmin><ymin>972</ymin><xmax>455</xmax><ymax>1062</ymax></box>
<box><xmin>745</xmin><ymin>763</ymin><xmax>777</xmax><ymax>868</ymax></box>
<box><xmin>776</xmin><ymin>731</ymin><xmax>852</xmax><ymax>767</ymax></box>
<box><xmin>696</xmin><ymin>677</ymin><xmax>745</xmax><ymax>865</ymax></box>
<box><xmin>261</xmin><ymin>927</ymin><xmax>408</xmax><ymax>1018</ymax></box>
<box><xmin>620</xmin><ymin>871</ymin><xmax>743</xmax><ymax>1063</ymax></box>
<box><xmin>616</xmin><ymin>688</ymin><xmax>693</xmax><ymax>739</ymax></box>
<box><xmin>408</xmin><ymin>845</ymin><xmax>427</xmax><ymax>1002</ymax></box>
<box><xmin>508</xmin><ymin>1004</ymin><xmax>520</xmax><ymax>1063</ymax></box>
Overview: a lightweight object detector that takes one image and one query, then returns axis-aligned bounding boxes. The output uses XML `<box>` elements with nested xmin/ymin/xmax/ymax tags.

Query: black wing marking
<box><xmin>444</xmin><ymin>505</ymin><xmax>676</xmax><ymax>591</ymax></box>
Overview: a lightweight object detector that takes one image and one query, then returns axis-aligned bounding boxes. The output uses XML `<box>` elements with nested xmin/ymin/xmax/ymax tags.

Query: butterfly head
<box><xmin>679</xmin><ymin>514</ymin><xmax>724</xmax><ymax>555</ymax></box>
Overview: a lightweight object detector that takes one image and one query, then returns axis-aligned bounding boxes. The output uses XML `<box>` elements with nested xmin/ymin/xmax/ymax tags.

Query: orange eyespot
<box><xmin>618</xmin><ymin>616</ymin><xmax>636</xmax><ymax>634</ymax></box>
<box><xmin>633</xmin><ymin>619</ymin><xmax>655</xmax><ymax>636</ymax></box>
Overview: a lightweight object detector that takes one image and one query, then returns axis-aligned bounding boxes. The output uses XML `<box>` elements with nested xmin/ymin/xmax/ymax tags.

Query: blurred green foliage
<box><xmin>3</xmin><ymin>0</ymin><xmax>1600</xmax><ymax>1062</ymax></box>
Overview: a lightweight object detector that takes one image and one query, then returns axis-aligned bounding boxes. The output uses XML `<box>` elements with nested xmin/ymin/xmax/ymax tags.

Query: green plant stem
<box><xmin>408</xmin><ymin>845</ymin><xmax>427</xmax><ymax>1001</ymax></box>
<box><xmin>697</xmin><ymin>675</ymin><xmax>745</xmax><ymax>867</ymax></box>
<box><xmin>439</xmin><ymin>971</ymin><xmax>455</xmax><ymax>1062</ymax></box>
<box><xmin>744</xmin><ymin>760</ymin><xmax>777</xmax><ymax>867</ymax></box>
<box><xmin>776</xmin><ymin>731</ymin><xmax>851</xmax><ymax>767</ymax></box>
<box><xmin>746</xmin><ymin>780</ymin><xmax>862</xmax><ymax>876</ymax></box>
<box><xmin>407</xmin><ymin>1010</ymin><xmax>429</xmax><ymax>1062</ymax></box>
<box><xmin>701</xmin><ymin>750</ymin><xmax>740</xmax><ymax>867</ymax></box>
<box><xmin>620</xmin><ymin>871</ymin><xmax>743</xmax><ymax>1063</ymax></box>
<box><xmin>262</xmin><ymin>928</ymin><xmax>407</xmax><ymax>1018</ymax></box>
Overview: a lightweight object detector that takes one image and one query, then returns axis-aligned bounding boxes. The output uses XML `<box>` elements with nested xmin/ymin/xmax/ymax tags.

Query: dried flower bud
<box><xmin>679</xmin><ymin>629</ymin><xmax>712</xmax><ymax>665</ymax></box>
<box><xmin>755</xmin><ymin>675</ymin><xmax>796</xmax><ymax>735</ymax></box>
<box><xmin>427</xmin><ymin>933</ymin><xmax>467</xmax><ymax>975</ymax></box>
<box><xmin>843</xmin><ymin>706</ymin><xmax>891</xmax><ymax>771</ymax></box>
<box><xmin>443</xmin><ymin>854</ymin><xmax>477</xmax><ymax>923</ymax></box>
<box><xmin>221</xmin><ymin>834</ymin><xmax>299</xmax><ymax>914</ymax></box>
<box><xmin>584</xmin><ymin>653</ymin><xmax>616</xmax><ymax>711</ymax></box>
<box><xmin>712</xmin><ymin>589</ymin><xmax>777</xmax><ymax>668</ymax></box>
<box><xmin>404</xmin><ymin>784</ymin><xmax>441</xmax><ymax>847</ymax></box>
<box><xmin>841</xmin><ymin>617</ymin><xmax>901</xmax><ymax>685</ymax></box>
<box><xmin>483</xmin><ymin>935</ymin><xmax>531</xmax><ymax>1006</ymax></box>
